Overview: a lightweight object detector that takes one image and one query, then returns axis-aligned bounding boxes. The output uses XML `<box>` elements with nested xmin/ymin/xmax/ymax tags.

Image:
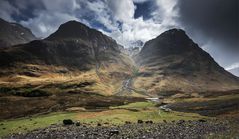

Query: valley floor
<box><xmin>1</xmin><ymin>101</ymin><xmax>239</xmax><ymax>138</ymax></box>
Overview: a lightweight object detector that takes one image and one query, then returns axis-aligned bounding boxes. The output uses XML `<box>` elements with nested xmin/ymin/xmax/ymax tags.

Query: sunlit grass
<box><xmin>0</xmin><ymin>112</ymin><xmax>77</xmax><ymax>137</ymax></box>
<box><xmin>0</xmin><ymin>101</ymin><xmax>209</xmax><ymax>137</ymax></box>
<box><xmin>110</xmin><ymin>101</ymin><xmax>156</xmax><ymax>109</ymax></box>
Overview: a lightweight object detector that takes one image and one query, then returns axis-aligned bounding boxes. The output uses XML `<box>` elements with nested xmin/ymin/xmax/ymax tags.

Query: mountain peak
<box><xmin>164</xmin><ymin>28</ymin><xmax>186</xmax><ymax>34</ymax></box>
<box><xmin>155</xmin><ymin>28</ymin><xmax>190</xmax><ymax>43</ymax></box>
<box><xmin>46</xmin><ymin>20</ymin><xmax>98</xmax><ymax>41</ymax></box>
<box><xmin>141</xmin><ymin>28</ymin><xmax>195</xmax><ymax>58</ymax></box>
<box><xmin>45</xmin><ymin>20</ymin><xmax>120</xmax><ymax>52</ymax></box>
<box><xmin>58</xmin><ymin>20</ymin><xmax>89</xmax><ymax>30</ymax></box>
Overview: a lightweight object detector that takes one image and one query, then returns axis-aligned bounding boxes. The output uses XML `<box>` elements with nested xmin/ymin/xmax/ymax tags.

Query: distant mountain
<box><xmin>0</xmin><ymin>18</ymin><xmax>36</xmax><ymax>47</ymax></box>
<box><xmin>134</xmin><ymin>29</ymin><xmax>239</xmax><ymax>94</ymax></box>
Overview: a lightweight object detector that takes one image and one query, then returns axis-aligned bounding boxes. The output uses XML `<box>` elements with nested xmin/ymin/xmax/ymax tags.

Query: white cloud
<box><xmin>22</xmin><ymin>0</ymin><xmax>90</xmax><ymax>38</ymax></box>
<box><xmin>226</xmin><ymin>62</ymin><xmax>239</xmax><ymax>71</ymax></box>
<box><xmin>102</xmin><ymin>0</ymin><xmax>179</xmax><ymax>47</ymax></box>
<box><xmin>42</xmin><ymin>0</ymin><xmax>80</xmax><ymax>13</ymax></box>
<box><xmin>152</xmin><ymin>0</ymin><xmax>179</xmax><ymax>26</ymax></box>
<box><xmin>86</xmin><ymin>0</ymin><xmax>118</xmax><ymax>31</ymax></box>
<box><xmin>20</xmin><ymin>12</ymin><xmax>78</xmax><ymax>38</ymax></box>
<box><xmin>0</xmin><ymin>0</ymin><xmax>179</xmax><ymax>46</ymax></box>
<box><xmin>108</xmin><ymin>0</ymin><xmax>135</xmax><ymax>22</ymax></box>
<box><xmin>114</xmin><ymin>17</ymin><xmax>164</xmax><ymax>44</ymax></box>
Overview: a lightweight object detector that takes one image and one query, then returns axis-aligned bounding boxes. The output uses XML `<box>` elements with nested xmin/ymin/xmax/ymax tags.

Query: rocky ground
<box><xmin>6</xmin><ymin>119</ymin><xmax>239</xmax><ymax>139</ymax></box>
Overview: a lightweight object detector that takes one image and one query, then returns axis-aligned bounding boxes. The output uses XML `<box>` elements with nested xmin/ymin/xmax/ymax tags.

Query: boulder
<box><xmin>63</xmin><ymin>119</ymin><xmax>74</xmax><ymax>125</ymax></box>
<box><xmin>145</xmin><ymin>120</ymin><xmax>153</xmax><ymax>124</ymax></box>
<box><xmin>110</xmin><ymin>130</ymin><xmax>119</xmax><ymax>135</ymax></box>
<box><xmin>137</xmin><ymin>120</ymin><xmax>143</xmax><ymax>124</ymax></box>
<box><xmin>75</xmin><ymin>121</ymin><xmax>81</xmax><ymax>126</ymax></box>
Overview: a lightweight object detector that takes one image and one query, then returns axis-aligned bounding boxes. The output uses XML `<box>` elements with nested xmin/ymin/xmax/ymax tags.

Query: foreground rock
<box><xmin>62</xmin><ymin>119</ymin><xmax>74</xmax><ymax>125</ymax></box>
<box><xmin>6</xmin><ymin>119</ymin><xmax>239</xmax><ymax>139</ymax></box>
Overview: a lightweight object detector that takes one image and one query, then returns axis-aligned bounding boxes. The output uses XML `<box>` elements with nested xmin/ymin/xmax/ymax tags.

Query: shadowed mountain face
<box><xmin>0</xmin><ymin>21</ymin><xmax>122</xmax><ymax>70</ymax></box>
<box><xmin>0</xmin><ymin>18</ymin><xmax>36</xmax><ymax>47</ymax></box>
<box><xmin>134</xmin><ymin>29</ymin><xmax>239</xmax><ymax>94</ymax></box>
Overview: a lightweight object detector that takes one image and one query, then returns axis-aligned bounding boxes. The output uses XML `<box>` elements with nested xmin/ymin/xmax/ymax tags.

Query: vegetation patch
<box><xmin>0</xmin><ymin>112</ymin><xmax>77</xmax><ymax>137</ymax></box>
<box><xmin>0</xmin><ymin>87</ymin><xmax>51</xmax><ymax>97</ymax></box>
<box><xmin>111</xmin><ymin>101</ymin><xmax>155</xmax><ymax>109</ymax></box>
<box><xmin>77</xmin><ymin>101</ymin><xmax>208</xmax><ymax>125</ymax></box>
<box><xmin>58</xmin><ymin>81</ymin><xmax>95</xmax><ymax>89</ymax></box>
<box><xmin>167</xmin><ymin>94</ymin><xmax>239</xmax><ymax>116</ymax></box>
<box><xmin>157</xmin><ymin>91</ymin><xmax>181</xmax><ymax>97</ymax></box>
<box><xmin>0</xmin><ymin>101</ymin><xmax>208</xmax><ymax>137</ymax></box>
<box><xmin>14</xmin><ymin>89</ymin><xmax>51</xmax><ymax>97</ymax></box>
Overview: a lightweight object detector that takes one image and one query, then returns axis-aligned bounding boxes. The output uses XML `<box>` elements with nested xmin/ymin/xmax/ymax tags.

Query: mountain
<box><xmin>134</xmin><ymin>29</ymin><xmax>239</xmax><ymax>94</ymax></box>
<box><xmin>0</xmin><ymin>20</ymin><xmax>133</xmax><ymax>95</ymax></box>
<box><xmin>0</xmin><ymin>18</ymin><xmax>36</xmax><ymax>47</ymax></box>
<box><xmin>0</xmin><ymin>21</ymin><xmax>123</xmax><ymax>68</ymax></box>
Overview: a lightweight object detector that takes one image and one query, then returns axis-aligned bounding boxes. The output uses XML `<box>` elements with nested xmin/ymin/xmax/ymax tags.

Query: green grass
<box><xmin>79</xmin><ymin>102</ymin><xmax>207</xmax><ymax>125</ymax></box>
<box><xmin>0</xmin><ymin>112</ymin><xmax>77</xmax><ymax>137</ymax></box>
<box><xmin>110</xmin><ymin>101</ymin><xmax>155</xmax><ymax>109</ymax></box>
<box><xmin>0</xmin><ymin>102</ymin><xmax>209</xmax><ymax>137</ymax></box>
<box><xmin>78</xmin><ymin>109</ymin><xmax>206</xmax><ymax>125</ymax></box>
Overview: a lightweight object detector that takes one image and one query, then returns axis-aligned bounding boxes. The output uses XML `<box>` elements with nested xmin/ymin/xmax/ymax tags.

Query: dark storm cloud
<box><xmin>178</xmin><ymin>0</ymin><xmax>239</xmax><ymax>48</ymax></box>
<box><xmin>176</xmin><ymin>0</ymin><xmax>239</xmax><ymax>70</ymax></box>
<box><xmin>2</xmin><ymin>0</ymin><xmax>44</xmax><ymax>22</ymax></box>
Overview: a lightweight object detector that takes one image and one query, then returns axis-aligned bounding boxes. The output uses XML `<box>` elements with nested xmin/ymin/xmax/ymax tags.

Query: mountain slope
<box><xmin>0</xmin><ymin>18</ymin><xmax>36</xmax><ymax>47</ymax></box>
<box><xmin>0</xmin><ymin>20</ymin><xmax>133</xmax><ymax>95</ymax></box>
<box><xmin>134</xmin><ymin>29</ymin><xmax>239</xmax><ymax>94</ymax></box>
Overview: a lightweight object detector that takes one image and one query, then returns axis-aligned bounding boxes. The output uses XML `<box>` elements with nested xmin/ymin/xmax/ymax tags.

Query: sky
<box><xmin>0</xmin><ymin>0</ymin><xmax>238</xmax><ymax>76</ymax></box>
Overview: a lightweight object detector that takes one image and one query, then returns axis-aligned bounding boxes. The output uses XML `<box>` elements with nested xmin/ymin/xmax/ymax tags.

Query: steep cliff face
<box><xmin>134</xmin><ymin>29</ymin><xmax>239</xmax><ymax>94</ymax></box>
<box><xmin>0</xmin><ymin>18</ymin><xmax>36</xmax><ymax>47</ymax></box>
